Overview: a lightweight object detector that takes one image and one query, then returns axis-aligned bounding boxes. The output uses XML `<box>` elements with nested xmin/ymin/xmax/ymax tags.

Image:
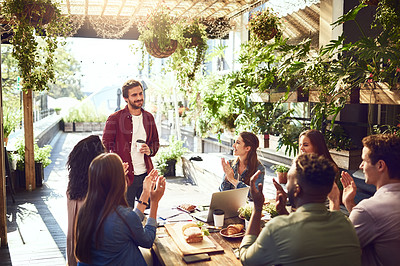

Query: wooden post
<box><xmin>0</xmin><ymin>43</ymin><xmax>7</xmax><ymax>246</ymax></box>
<box><xmin>23</xmin><ymin>90</ymin><xmax>35</xmax><ymax>191</ymax></box>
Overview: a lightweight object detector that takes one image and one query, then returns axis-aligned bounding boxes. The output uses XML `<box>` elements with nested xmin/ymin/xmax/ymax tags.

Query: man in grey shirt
<box><xmin>341</xmin><ymin>134</ymin><xmax>400</xmax><ymax>266</ymax></box>
<box><xmin>240</xmin><ymin>153</ymin><xmax>361</xmax><ymax>266</ymax></box>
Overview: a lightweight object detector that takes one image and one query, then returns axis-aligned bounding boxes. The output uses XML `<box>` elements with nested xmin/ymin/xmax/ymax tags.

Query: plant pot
<box><xmin>277</xmin><ymin>172</ymin><xmax>288</xmax><ymax>184</ymax></box>
<box><xmin>63</xmin><ymin>122</ymin><xmax>74</xmax><ymax>132</ymax></box>
<box><xmin>15</xmin><ymin>2</ymin><xmax>55</xmax><ymax>27</ymax></box>
<box><xmin>74</xmin><ymin>122</ymin><xmax>84</xmax><ymax>132</ymax></box>
<box><xmin>164</xmin><ymin>159</ymin><xmax>177</xmax><ymax>177</ymax></box>
<box><xmin>364</xmin><ymin>0</ymin><xmax>379</xmax><ymax>6</ymax></box>
<box><xmin>35</xmin><ymin>162</ymin><xmax>44</xmax><ymax>187</ymax></box>
<box><xmin>55</xmin><ymin>110</ymin><xmax>61</xmax><ymax>115</ymax></box>
<box><xmin>16</xmin><ymin>163</ymin><xmax>44</xmax><ymax>188</ymax></box>
<box><xmin>255</xmin><ymin>27</ymin><xmax>278</xmax><ymax>42</ymax></box>
<box><xmin>145</xmin><ymin>39</ymin><xmax>178</xmax><ymax>58</ymax></box>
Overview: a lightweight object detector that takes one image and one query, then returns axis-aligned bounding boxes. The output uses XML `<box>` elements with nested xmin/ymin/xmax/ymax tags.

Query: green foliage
<box><xmin>62</xmin><ymin>102</ymin><xmax>108</xmax><ymax>123</ymax></box>
<box><xmin>372</xmin><ymin>124</ymin><xmax>400</xmax><ymax>137</ymax></box>
<box><xmin>1</xmin><ymin>0</ymin><xmax>73</xmax><ymax>92</ymax></box>
<box><xmin>238</xmin><ymin>202</ymin><xmax>279</xmax><ymax>221</ymax></box>
<box><xmin>154</xmin><ymin>135</ymin><xmax>189</xmax><ymax>175</ymax></box>
<box><xmin>168</xmin><ymin>19</ymin><xmax>208</xmax><ymax>87</ymax></box>
<box><xmin>3</xmin><ymin>107</ymin><xmax>21</xmax><ymax>138</ymax></box>
<box><xmin>14</xmin><ymin>139</ymin><xmax>52</xmax><ymax>170</ymax></box>
<box><xmin>270</xmin><ymin>164</ymin><xmax>289</xmax><ymax>173</ymax></box>
<box><xmin>137</xmin><ymin>6</ymin><xmax>178</xmax><ymax>53</ymax></box>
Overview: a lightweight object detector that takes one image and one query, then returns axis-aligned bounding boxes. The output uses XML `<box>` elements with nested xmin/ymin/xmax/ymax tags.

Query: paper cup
<box><xmin>213</xmin><ymin>209</ymin><xmax>224</xmax><ymax>227</ymax></box>
<box><xmin>136</xmin><ymin>139</ymin><xmax>145</xmax><ymax>152</ymax></box>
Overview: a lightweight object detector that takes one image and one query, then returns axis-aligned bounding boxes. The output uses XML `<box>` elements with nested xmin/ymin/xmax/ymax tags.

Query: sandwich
<box><xmin>182</xmin><ymin>222</ymin><xmax>203</xmax><ymax>243</ymax></box>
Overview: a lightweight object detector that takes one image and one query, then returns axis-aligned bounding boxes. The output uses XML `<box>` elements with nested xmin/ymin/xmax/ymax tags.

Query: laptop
<box><xmin>192</xmin><ymin>187</ymin><xmax>250</xmax><ymax>223</ymax></box>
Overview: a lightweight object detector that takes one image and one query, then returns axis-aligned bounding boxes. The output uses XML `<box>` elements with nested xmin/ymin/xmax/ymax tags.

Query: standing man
<box><xmin>103</xmin><ymin>79</ymin><xmax>159</xmax><ymax>207</ymax></box>
<box><xmin>341</xmin><ymin>134</ymin><xmax>400</xmax><ymax>266</ymax></box>
<box><xmin>240</xmin><ymin>153</ymin><xmax>361</xmax><ymax>266</ymax></box>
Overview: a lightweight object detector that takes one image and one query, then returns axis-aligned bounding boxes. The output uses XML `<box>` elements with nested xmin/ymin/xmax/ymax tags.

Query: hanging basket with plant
<box><xmin>138</xmin><ymin>6</ymin><xmax>178</xmax><ymax>59</ymax></box>
<box><xmin>1</xmin><ymin>0</ymin><xmax>72</xmax><ymax>92</ymax></box>
<box><xmin>248</xmin><ymin>8</ymin><xmax>282</xmax><ymax>42</ymax></box>
<box><xmin>200</xmin><ymin>17</ymin><xmax>232</xmax><ymax>39</ymax></box>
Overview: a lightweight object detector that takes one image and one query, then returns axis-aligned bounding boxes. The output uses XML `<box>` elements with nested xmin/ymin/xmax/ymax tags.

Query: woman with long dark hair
<box><xmin>220</xmin><ymin>132</ymin><xmax>265</xmax><ymax>196</ymax></box>
<box><xmin>66</xmin><ymin>135</ymin><xmax>106</xmax><ymax>266</ymax></box>
<box><xmin>298</xmin><ymin>129</ymin><xmax>341</xmax><ymax>210</ymax></box>
<box><xmin>75</xmin><ymin>153</ymin><xmax>165</xmax><ymax>265</ymax></box>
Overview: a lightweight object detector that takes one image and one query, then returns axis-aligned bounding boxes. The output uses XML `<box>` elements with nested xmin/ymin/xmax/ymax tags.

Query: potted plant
<box><xmin>270</xmin><ymin>164</ymin><xmax>289</xmax><ymax>184</ymax></box>
<box><xmin>54</xmin><ymin>107</ymin><xmax>61</xmax><ymax>115</ymax></box>
<box><xmin>238</xmin><ymin>202</ymin><xmax>279</xmax><ymax>228</ymax></box>
<box><xmin>3</xmin><ymin>107</ymin><xmax>21</xmax><ymax>145</ymax></box>
<box><xmin>137</xmin><ymin>6</ymin><xmax>178</xmax><ymax>59</ymax></box>
<box><xmin>248</xmin><ymin>8</ymin><xmax>282</xmax><ymax>42</ymax></box>
<box><xmin>14</xmin><ymin>139</ymin><xmax>52</xmax><ymax>187</ymax></box>
<box><xmin>200</xmin><ymin>17</ymin><xmax>232</xmax><ymax>39</ymax></box>
<box><xmin>154</xmin><ymin>135</ymin><xmax>188</xmax><ymax>176</ymax></box>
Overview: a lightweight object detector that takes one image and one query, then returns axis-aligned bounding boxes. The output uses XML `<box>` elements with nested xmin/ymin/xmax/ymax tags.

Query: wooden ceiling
<box><xmin>60</xmin><ymin>0</ymin><xmax>266</xmax><ymax>20</ymax></box>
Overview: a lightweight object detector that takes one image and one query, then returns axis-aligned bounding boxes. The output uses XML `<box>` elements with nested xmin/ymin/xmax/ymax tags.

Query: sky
<box><xmin>66</xmin><ymin>37</ymin><xmax>142</xmax><ymax>93</ymax></box>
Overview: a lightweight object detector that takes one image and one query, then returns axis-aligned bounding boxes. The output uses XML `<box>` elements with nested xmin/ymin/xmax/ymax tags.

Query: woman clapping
<box><xmin>75</xmin><ymin>153</ymin><xmax>165</xmax><ymax>266</ymax></box>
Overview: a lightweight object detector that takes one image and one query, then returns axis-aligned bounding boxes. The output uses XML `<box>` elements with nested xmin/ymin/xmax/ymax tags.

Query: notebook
<box><xmin>191</xmin><ymin>187</ymin><xmax>250</xmax><ymax>223</ymax></box>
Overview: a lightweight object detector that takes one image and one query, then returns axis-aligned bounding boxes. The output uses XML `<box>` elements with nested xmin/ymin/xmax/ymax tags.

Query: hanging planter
<box><xmin>16</xmin><ymin>2</ymin><xmax>55</xmax><ymax>26</ymax></box>
<box><xmin>138</xmin><ymin>5</ymin><xmax>178</xmax><ymax>59</ymax></box>
<box><xmin>145</xmin><ymin>38</ymin><xmax>178</xmax><ymax>58</ymax></box>
<box><xmin>248</xmin><ymin>8</ymin><xmax>282</xmax><ymax>42</ymax></box>
<box><xmin>200</xmin><ymin>17</ymin><xmax>232</xmax><ymax>39</ymax></box>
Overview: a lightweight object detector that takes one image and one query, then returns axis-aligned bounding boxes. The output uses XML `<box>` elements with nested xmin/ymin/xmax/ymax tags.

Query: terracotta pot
<box><xmin>255</xmin><ymin>27</ymin><xmax>278</xmax><ymax>42</ymax></box>
<box><xmin>277</xmin><ymin>172</ymin><xmax>288</xmax><ymax>184</ymax></box>
<box><xmin>145</xmin><ymin>39</ymin><xmax>178</xmax><ymax>58</ymax></box>
<box><xmin>364</xmin><ymin>0</ymin><xmax>379</xmax><ymax>6</ymax></box>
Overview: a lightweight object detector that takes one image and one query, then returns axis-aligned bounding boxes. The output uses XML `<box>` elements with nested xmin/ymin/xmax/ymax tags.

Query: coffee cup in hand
<box><xmin>136</xmin><ymin>139</ymin><xmax>146</xmax><ymax>153</ymax></box>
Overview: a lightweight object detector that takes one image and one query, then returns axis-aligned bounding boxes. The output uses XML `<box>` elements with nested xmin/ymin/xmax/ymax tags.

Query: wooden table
<box><xmin>152</xmin><ymin>219</ymin><xmax>244</xmax><ymax>265</ymax></box>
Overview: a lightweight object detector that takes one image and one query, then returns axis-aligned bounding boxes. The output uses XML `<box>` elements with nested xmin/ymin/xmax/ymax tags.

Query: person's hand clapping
<box><xmin>273</xmin><ymin>178</ymin><xmax>289</xmax><ymax>215</ymax></box>
<box><xmin>143</xmin><ymin>169</ymin><xmax>158</xmax><ymax>195</ymax></box>
<box><xmin>250</xmin><ymin>170</ymin><xmax>264</xmax><ymax>211</ymax></box>
<box><xmin>340</xmin><ymin>171</ymin><xmax>357</xmax><ymax>212</ymax></box>
<box><xmin>150</xmin><ymin>175</ymin><xmax>166</xmax><ymax>204</ymax></box>
<box><xmin>221</xmin><ymin>158</ymin><xmax>238</xmax><ymax>187</ymax></box>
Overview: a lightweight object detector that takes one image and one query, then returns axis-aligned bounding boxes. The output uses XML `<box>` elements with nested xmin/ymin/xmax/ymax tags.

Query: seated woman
<box><xmin>298</xmin><ymin>129</ymin><xmax>341</xmax><ymax>210</ymax></box>
<box><xmin>75</xmin><ymin>153</ymin><xmax>165</xmax><ymax>266</ymax></box>
<box><xmin>219</xmin><ymin>132</ymin><xmax>265</xmax><ymax>197</ymax></box>
<box><xmin>274</xmin><ymin>129</ymin><xmax>341</xmax><ymax>213</ymax></box>
<box><xmin>66</xmin><ymin>135</ymin><xmax>106</xmax><ymax>266</ymax></box>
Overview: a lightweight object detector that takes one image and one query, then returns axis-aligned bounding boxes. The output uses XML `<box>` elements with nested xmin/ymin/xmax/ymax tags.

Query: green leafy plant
<box><xmin>154</xmin><ymin>135</ymin><xmax>189</xmax><ymax>175</ymax></box>
<box><xmin>270</xmin><ymin>164</ymin><xmax>289</xmax><ymax>173</ymax></box>
<box><xmin>3</xmin><ymin>107</ymin><xmax>21</xmax><ymax>139</ymax></box>
<box><xmin>248</xmin><ymin>8</ymin><xmax>282</xmax><ymax>42</ymax></box>
<box><xmin>137</xmin><ymin>5</ymin><xmax>179</xmax><ymax>59</ymax></box>
<box><xmin>1</xmin><ymin>0</ymin><xmax>72</xmax><ymax>92</ymax></box>
<box><xmin>14</xmin><ymin>139</ymin><xmax>52</xmax><ymax>171</ymax></box>
<box><xmin>263</xmin><ymin>202</ymin><xmax>279</xmax><ymax>218</ymax></box>
<box><xmin>238</xmin><ymin>202</ymin><xmax>279</xmax><ymax>221</ymax></box>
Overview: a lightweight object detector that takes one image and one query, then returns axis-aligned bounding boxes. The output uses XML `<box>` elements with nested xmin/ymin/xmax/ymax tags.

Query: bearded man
<box><xmin>103</xmin><ymin>79</ymin><xmax>159</xmax><ymax>208</ymax></box>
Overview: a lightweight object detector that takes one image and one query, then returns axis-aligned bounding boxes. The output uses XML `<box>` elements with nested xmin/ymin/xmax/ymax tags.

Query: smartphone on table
<box><xmin>183</xmin><ymin>253</ymin><xmax>211</xmax><ymax>263</ymax></box>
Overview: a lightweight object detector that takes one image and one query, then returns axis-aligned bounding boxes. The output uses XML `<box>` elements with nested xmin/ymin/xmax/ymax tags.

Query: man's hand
<box><xmin>340</xmin><ymin>171</ymin><xmax>357</xmax><ymax>213</ymax></box>
<box><xmin>221</xmin><ymin>158</ymin><xmax>238</xmax><ymax>187</ymax></box>
<box><xmin>273</xmin><ymin>179</ymin><xmax>289</xmax><ymax>215</ymax></box>
<box><xmin>250</xmin><ymin>170</ymin><xmax>264</xmax><ymax>210</ymax></box>
<box><xmin>138</xmin><ymin>143</ymin><xmax>152</xmax><ymax>156</ymax></box>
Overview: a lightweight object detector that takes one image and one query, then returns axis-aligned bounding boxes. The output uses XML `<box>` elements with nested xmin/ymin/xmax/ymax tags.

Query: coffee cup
<box><xmin>213</xmin><ymin>209</ymin><xmax>224</xmax><ymax>227</ymax></box>
<box><xmin>136</xmin><ymin>139</ymin><xmax>146</xmax><ymax>152</ymax></box>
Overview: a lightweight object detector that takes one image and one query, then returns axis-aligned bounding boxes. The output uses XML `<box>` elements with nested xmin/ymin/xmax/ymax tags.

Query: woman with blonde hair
<box><xmin>75</xmin><ymin>153</ymin><xmax>165</xmax><ymax>265</ymax></box>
